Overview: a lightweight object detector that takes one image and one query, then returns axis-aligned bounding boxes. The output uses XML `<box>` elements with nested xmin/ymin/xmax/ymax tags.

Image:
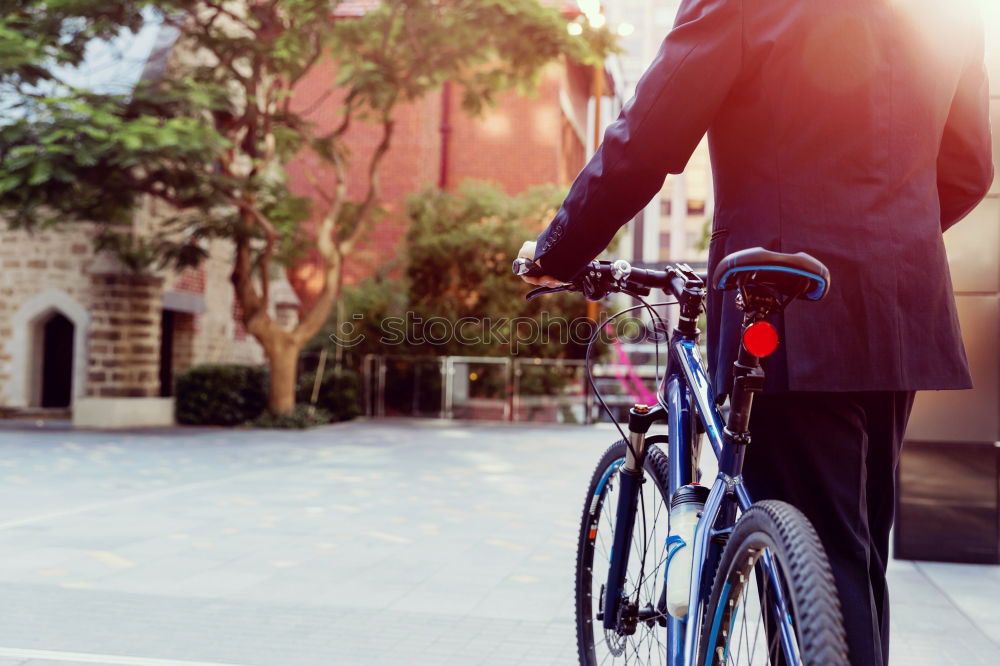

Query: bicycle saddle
<box><xmin>713</xmin><ymin>247</ymin><xmax>830</xmax><ymax>301</ymax></box>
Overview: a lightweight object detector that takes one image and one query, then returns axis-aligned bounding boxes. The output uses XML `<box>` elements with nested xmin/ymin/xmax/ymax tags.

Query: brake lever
<box><xmin>622</xmin><ymin>286</ymin><xmax>653</xmax><ymax>299</ymax></box>
<box><xmin>525</xmin><ymin>285</ymin><xmax>573</xmax><ymax>301</ymax></box>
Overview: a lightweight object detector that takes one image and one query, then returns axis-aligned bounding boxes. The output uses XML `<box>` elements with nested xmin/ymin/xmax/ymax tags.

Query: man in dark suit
<box><xmin>518</xmin><ymin>1</ymin><xmax>993</xmax><ymax>664</ymax></box>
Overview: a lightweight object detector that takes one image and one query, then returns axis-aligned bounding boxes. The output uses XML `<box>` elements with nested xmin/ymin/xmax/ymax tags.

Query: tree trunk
<box><xmin>265</xmin><ymin>337</ymin><xmax>300</xmax><ymax>415</ymax></box>
<box><xmin>232</xmin><ymin>232</ymin><xmax>342</xmax><ymax>417</ymax></box>
<box><xmin>231</xmin><ymin>233</ymin><xmax>305</xmax><ymax>417</ymax></box>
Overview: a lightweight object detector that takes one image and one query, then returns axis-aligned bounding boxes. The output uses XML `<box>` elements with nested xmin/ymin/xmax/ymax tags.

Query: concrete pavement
<box><xmin>0</xmin><ymin>419</ymin><xmax>993</xmax><ymax>665</ymax></box>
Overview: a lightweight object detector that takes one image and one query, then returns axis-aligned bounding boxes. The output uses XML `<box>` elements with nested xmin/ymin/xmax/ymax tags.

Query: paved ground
<box><xmin>0</xmin><ymin>419</ymin><xmax>994</xmax><ymax>666</ymax></box>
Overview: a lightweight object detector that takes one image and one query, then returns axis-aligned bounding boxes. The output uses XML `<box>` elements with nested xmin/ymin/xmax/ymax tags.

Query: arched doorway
<box><xmin>8</xmin><ymin>289</ymin><xmax>90</xmax><ymax>409</ymax></box>
<box><xmin>39</xmin><ymin>312</ymin><xmax>75</xmax><ymax>408</ymax></box>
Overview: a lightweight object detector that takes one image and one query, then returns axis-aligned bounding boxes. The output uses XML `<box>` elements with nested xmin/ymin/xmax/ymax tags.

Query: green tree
<box><xmin>327</xmin><ymin>181</ymin><xmax>595</xmax><ymax>360</ymax></box>
<box><xmin>402</xmin><ymin>181</ymin><xmax>592</xmax><ymax>358</ymax></box>
<box><xmin>0</xmin><ymin>0</ymin><xmax>612</xmax><ymax>414</ymax></box>
<box><xmin>323</xmin><ymin>181</ymin><xmax>596</xmax><ymax>414</ymax></box>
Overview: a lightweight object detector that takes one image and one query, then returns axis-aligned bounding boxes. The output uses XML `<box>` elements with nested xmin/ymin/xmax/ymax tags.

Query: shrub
<box><xmin>175</xmin><ymin>364</ymin><xmax>268</xmax><ymax>426</ymax></box>
<box><xmin>248</xmin><ymin>405</ymin><xmax>332</xmax><ymax>429</ymax></box>
<box><xmin>296</xmin><ymin>368</ymin><xmax>361</xmax><ymax>422</ymax></box>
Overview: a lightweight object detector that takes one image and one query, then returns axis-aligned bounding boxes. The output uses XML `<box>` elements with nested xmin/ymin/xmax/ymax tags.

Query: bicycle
<box><xmin>513</xmin><ymin>247</ymin><xmax>849</xmax><ymax>666</ymax></box>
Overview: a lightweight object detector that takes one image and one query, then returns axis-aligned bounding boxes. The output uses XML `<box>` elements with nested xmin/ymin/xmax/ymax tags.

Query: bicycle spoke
<box><xmin>641</xmin><ymin>489</ymin><xmax>667</xmax><ymax>599</ymax></box>
<box><xmin>634</xmin><ymin>546</ymin><xmax>670</xmax><ymax>597</ymax></box>
<box><xmin>627</xmin><ymin>632</ymin><xmax>643</xmax><ymax>658</ymax></box>
<box><xmin>579</xmin><ymin>445</ymin><xmax>671</xmax><ymax>666</ymax></box>
<box><xmin>635</xmin><ymin>479</ymin><xmax>651</xmax><ymax>603</ymax></box>
<box><xmin>597</xmin><ymin>528</ymin><xmax>612</xmax><ymax>564</ymax></box>
<box><xmin>697</xmin><ymin>503</ymin><xmax>848</xmax><ymax>666</ymax></box>
<box><xmin>630</xmin><ymin>484</ymin><xmax>668</xmax><ymax>602</ymax></box>
<box><xmin>751</xmin><ymin>555</ymin><xmax>765</xmax><ymax>664</ymax></box>
<box><xmin>713</xmin><ymin>549</ymin><xmax>805</xmax><ymax>666</ymax></box>
<box><xmin>741</xmin><ymin>572</ymin><xmax>751</xmax><ymax>663</ymax></box>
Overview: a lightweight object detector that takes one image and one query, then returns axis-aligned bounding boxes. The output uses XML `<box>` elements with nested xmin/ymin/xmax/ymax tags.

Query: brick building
<box><xmin>286</xmin><ymin>58</ymin><xmax>594</xmax><ymax>289</ymax></box>
<box><xmin>286</xmin><ymin>0</ymin><xmax>596</xmax><ymax>291</ymax></box>
<box><xmin>0</xmin><ymin>219</ymin><xmax>286</xmax><ymax>425</ymax></box>
<box><xmin>0</xmin><ymin>3</ymin><xmax>600</xmax><ymax>426</ymax></box>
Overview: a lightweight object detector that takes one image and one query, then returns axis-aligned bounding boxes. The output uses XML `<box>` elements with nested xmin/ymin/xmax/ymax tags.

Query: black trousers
<box><xmin>741</xmin><ymin>391</ymin><xmax>915</xmax><ymax>666</ymax></box>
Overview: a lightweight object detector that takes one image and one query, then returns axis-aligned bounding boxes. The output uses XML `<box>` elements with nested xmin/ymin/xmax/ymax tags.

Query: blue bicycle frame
<box><xmin>601</xmin><ymin>327</ymin><xmax>801</xmax><ymax>666</ymax></box>
<box><xmin>514</xmin><ymin>251</ymin><xmax>828</xmax><ymax>665</ymax></box>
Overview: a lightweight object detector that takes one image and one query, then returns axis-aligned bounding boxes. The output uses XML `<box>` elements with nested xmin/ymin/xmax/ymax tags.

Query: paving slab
<box><xmin>0</xmin><ymin>419</ymin><xmax>993</xmax><ymax>664</ymax></box>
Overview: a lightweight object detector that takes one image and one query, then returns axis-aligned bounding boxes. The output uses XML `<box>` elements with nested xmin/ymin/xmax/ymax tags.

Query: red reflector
<box><xmin>743</xmin><ymin>321</ymin><xmax>779</xmax><ymax>357</ymax></box>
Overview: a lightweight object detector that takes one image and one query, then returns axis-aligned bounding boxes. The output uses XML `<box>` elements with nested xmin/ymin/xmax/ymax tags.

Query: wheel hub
<box><xmin>616</xmin><ymin>598</ymin><xmax>639</xmax><ymax>636</ymax></box>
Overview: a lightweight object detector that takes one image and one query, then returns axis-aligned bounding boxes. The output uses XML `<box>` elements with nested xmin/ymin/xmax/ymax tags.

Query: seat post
<box><xmin>726</xmin><ymin>318</ymin><xmax>766</xmax><ymax>437</ymax></box>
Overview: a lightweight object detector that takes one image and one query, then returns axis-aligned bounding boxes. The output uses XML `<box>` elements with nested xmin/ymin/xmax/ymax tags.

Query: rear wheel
<box><xmin>575</xmin><ymin>440</ymin><xmax>672</xmax><ymax>665</ymax></box>
<box><xmin>697</xmin><ymin>500</ymin><xmax>849</xmax><ymax>666</ymax></box>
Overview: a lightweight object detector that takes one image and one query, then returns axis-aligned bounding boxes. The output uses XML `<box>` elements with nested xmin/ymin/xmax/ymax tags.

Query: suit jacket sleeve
<box><xmin>938</xmin><ymin>10</ymin><xmax>994</xmax><ymax>232</ymax></box>
<box><xmin>534</xmin><ymin>0</ymin><xmax>744</xmax><ymax>280</ymax></box>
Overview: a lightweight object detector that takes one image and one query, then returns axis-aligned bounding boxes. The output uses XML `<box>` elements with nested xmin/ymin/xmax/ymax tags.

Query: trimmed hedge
<box><xmin>175</xmin><ymin>364</ymin><xmax>360</xmax><ymax>427</ymax></box>
<box><xmin>175</xmin><ymin>364</ymin><xmax>268</xmax><ymax>426</ymax></box>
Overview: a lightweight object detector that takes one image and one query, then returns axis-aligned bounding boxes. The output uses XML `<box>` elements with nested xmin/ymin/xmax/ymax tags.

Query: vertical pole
<box><xmin>503</xmin><ymin>358</ymin><xmax>512</xmax><ymax>422</ymax></box>
<box><xmin>334</xmin><ymin>300</ymin><xmax>344</xmax><ymax>372</ymax></box>
<box><xmin>308</xmin><ymin>346</ymin><xmax>328</xmax><ymax>417</ymax></box>
<box><xmin>670</xmin><ymin>172</ymin><xmax>687</xmax><ymax>262</ymax></box>
<box><xmin>439</xmin><ymin>357</ymin><xmax>447</xmax><ymax>420</ymax></box>
<box><xmin>376</xmin><ymin>356</ymin><xmax>386</xmax><ymax>418</ymax></box>
<box><xmin>592</xmin><ymin>63</ymin><xmax>604</xmax><ymax>152</ymax></box>
<box><xmin>444</xmin><ymin>357</ymin><xmax>454</xmax><ymax>419</ymax></box>
<box><xmin>587</xmin><ymin>57</ymin><xmax>603</xmax><ymax>401</ymax></box>
<box><xmin>361</xmin><ymin>354</ymin><xmax>371</xmax><ymax>417</ymax></box>
<box><xmin>512</xmin><ymin>359</ymin><xmax>521</xmax><ymax>423</ymax></box>
<box><xmin>412</xmin><ymin>361</ymin><xmax>420</xmax><ymax>416</ymax></box>
<box><xmin>438</xmin><ymin>81</ymin><xmax>452</xmax><ymax>189</ymax></box>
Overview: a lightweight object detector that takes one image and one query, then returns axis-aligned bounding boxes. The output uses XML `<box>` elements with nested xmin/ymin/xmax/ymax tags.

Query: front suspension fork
<box><xmin>602</xmin><ymin>403</ymin><xmax>665</xmax><ymax>631</ymax></box>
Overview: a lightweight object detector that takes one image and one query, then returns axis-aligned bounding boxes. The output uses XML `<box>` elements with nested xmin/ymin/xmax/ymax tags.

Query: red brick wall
<box><xmin>446</xmin><ymin>65</ymin><xmax>564</xmax><ymax>193</ymax></box>
<box><xmin>171</xmin><ymin>312</ymin><xmax>197</xmax><ymax>374</ymax></box>
<box><xmin>284</xmin><ymin>56</ymin><xmax>591</xmax><ymax>296</ymax></box>
<box><xmin>174</xmin><ymin>267</ymin><xmax>205</xmax><ymax>294</ymax></box>
<box><xmin>286</xmin><ymin>57</ymin><xmax>442</xmax><ymax>291</ymax></box>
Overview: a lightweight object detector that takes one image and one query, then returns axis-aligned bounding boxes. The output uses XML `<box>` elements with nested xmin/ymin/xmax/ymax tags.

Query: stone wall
<box><xmin>0</xmin><ymin>222</ymin><xmax>271</xmax><ymax>409</ymax></box>
<box><xmin>159</xmin><ymin>238</ymin><xmax>267</xmax><ymax>368</ymax></box>
<box><xmin>86</xmin><ymin>273</ymin><xmax>163</xmax><ymax>398</ymax></box>
<box><xmin>0</xmin><ymin>225</ymin><xmax>98</xmax><ymax>407</ymax></box>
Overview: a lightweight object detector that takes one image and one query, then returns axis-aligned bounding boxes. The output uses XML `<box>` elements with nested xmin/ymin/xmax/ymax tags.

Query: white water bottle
<box><xmin>665</xmin><ymin>484</ymin><xmax>710</xmax><ymax>619</ymax></box>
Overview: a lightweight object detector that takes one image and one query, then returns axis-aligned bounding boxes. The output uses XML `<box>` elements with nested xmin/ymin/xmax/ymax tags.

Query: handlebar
<box><xmin>512</xmin><ymin>257</ymin><xmax>706</xmax><ymax>310</ymax></box>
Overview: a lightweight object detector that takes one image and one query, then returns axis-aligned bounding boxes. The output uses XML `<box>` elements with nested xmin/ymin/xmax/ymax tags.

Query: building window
<box><xmin>661</xmin><ymin>199</ymin><xmax>707</xmax><ymax>217</ymax></box>
<box><xmin>687</xmin><ymin>199</ymin><xmax>706</xmax><ymax>215</ymax></box>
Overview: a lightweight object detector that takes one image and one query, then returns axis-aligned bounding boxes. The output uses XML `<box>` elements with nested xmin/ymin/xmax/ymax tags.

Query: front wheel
<box><xmin>575</xmin><ymin>440</ymin><xmax>672</xmax><ymax>665</ymax></box>
<box><xmin>697</xmin><ymin>500</ymin><xmax>849</xmax><ymax>666</ymax></box>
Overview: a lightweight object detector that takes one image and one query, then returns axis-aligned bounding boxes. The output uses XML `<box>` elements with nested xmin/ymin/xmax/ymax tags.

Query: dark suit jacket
<box><xmin>535</xmin><ymin>0</ymin><xmax>994</xmax><ymax>394</ymax></box>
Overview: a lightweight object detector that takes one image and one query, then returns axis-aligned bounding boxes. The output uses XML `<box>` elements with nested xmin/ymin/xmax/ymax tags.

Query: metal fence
<box><xmin>360</xmin><ymin>353</ymin><xmax>664</xmax><ymax>424</ymax></box>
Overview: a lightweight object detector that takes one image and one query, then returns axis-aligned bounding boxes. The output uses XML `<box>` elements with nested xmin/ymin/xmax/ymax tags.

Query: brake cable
<box><xmin>585</xmin><ymin>300</ymin><xmax>678</xmax><ymax>449</ymax></box>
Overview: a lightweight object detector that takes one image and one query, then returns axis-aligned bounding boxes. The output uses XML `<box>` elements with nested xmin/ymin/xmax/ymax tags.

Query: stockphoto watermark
<box><xmin>328</xmin><ymin>311</ymin><xmax>666</xmax><ymax>353</ymax></box>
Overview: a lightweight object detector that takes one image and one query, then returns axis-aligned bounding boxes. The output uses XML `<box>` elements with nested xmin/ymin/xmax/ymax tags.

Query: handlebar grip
<box><xmin>512</xmin><ymin>257</ymin><xmax>545</xmax><ymax>278</ymax></box>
